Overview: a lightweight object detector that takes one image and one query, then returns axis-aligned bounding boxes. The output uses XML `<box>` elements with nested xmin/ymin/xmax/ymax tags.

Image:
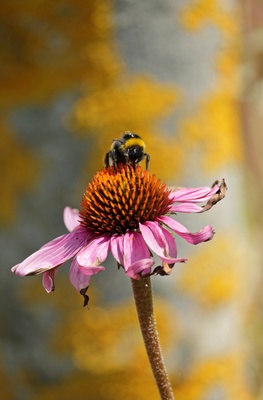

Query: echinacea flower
<box><xmin>12</xmin><ymin>165</ymin><xmax>226</xmax><ymax>306</ymax></box>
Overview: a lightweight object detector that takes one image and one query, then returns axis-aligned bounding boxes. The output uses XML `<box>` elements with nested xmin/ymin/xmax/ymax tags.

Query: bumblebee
<box><xmin>104</xmin><ymin>132</ymin><xmax>150</xmax><ymax>170</ymax></box>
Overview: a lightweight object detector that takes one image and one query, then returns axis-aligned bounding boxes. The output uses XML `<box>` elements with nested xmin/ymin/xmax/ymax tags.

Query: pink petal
<box><xmin>111</xmin><ymin>234</ymin><xmax>125</xmax><ymax>267</ymax></box>
<box><xmin>158</xmin><ymin>215</ymin><xmax>214</xmax><ymax>244</ymax></box>
<box><xmin>111</xmin><ymin>232</ymin><xmax>154</xmax><ymax>278</ymax></box>
<box><xmin>125</xmin><ymin>258</ymin><xmax>155</xmax><ymax>279</ymax></box>
<box><xmin>122</xmin><ymin>231</ymin><xmax>154</xmax><ymax>275</ymax></box>
<box><xmin>169</xmin><ymin>185</ymin><xmax>219</xmax><ymax>203</ymax></box>
<box><xmin>139</xmin><ymin>221</ymin><xmax>186</xmax><ymax>264</ymax></box>
<box><xmin>69</xmin><ymin>256</ymin><xmax>91</xmax><ymax>291</ymax></box>
<box><xmin>12</xmin><ymin>227</ymin><xmax>88</xmax><ymax>277</ymax></box>
<box><xmin>63</xmin><ymin>207</ymin><xmax>80</xmax><ymax>232</ymax></box>
<box><xmin>78</xmin><ymin>264</ymin><xmax>106</xmax><ymax>276</ymax></box>
<box><xmin>42</xmin><ymin>267</ymin><xmax>60</xmax><ymax>293</ymax></box>
<box><xmin>123</xmin><ymin>231</ymin><xmax>151</xmax><ymax>270</ymax></box>
<box><xmin>69</xmin><ymin>256</ymin><xmax>95</xmax><ymax>307</ymax></box>
<box><xmin>169</xmin><ymin>203</ymin><xmax>204</xmax><ymax>213</ymax></box>
<box><xmin>77</xmin><ymin>234</ymin><xmax>111</xmax><ymax>269</ymax></box>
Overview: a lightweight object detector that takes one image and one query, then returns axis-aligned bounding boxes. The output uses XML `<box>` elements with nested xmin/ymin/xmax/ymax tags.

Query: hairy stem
<box><xmin>131</xmin><ymin>277</ymin><xmax>174</xmax><ymax>400</ymax></box>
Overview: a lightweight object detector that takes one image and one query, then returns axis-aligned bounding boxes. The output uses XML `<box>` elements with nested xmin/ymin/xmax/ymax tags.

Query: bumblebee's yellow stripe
<box><xmin>122</xmin><ymin>138</ymin><xmax>145</xmax><ymax>150</ymax></box>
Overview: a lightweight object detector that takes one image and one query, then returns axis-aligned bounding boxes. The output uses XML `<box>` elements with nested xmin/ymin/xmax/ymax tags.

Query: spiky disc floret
<box><xmin>79</xmin><ymin>165</ymin><xmax>173</xmax><ymax>235</ymax></box>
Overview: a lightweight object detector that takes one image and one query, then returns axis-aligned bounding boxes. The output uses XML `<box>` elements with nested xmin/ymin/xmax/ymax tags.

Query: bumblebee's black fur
<box><xmin>104</xmin><ymin>132</ymin><xmax>150</xmax><ymax>170</ymax></box>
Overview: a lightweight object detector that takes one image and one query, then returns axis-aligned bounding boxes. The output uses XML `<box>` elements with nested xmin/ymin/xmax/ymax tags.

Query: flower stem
<box><xmin>131</xmin><ymin>276</ymin><xmax>175</xmax><ymax>400</ymax></box>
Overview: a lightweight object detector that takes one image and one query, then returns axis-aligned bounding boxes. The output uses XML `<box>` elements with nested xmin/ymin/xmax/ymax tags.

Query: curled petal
<box><xmin>69</xmin><ymin>256</ymin><xmax>91</xmax><ymax>291</ymax></box>
<box><xmin>201</xmin><ymin>179</ymin><xmax>227</xmax><ymax>212</ymax></box>
<box><xmin>63</xmin><ymin>207</ymin><xmax>80</xmax><ymax>231</ymax></box>
<box><xmin>42</xmin><ymin>267</ymin><xmax>60</xmax><ymax>293</ymax></box>
<box><xmin>125</xmin><ymin>258</ymin><xmax>155</xmax><ymax>279</ymax></box>
<box><xmin>169</xmin><ymin>184</ymin><xmax>220</xmax><ymax>203</ymax></box>
<box><xmin>77</xmin><ymin>234</ymin><xmax>111</xmax><ymax>269</ymax></box>
<box><xmin>152</xmin><ymin>261</ymin><xmax>175</xmax><ymax>276</ymax></box>
<box><xmin>78</xmin><ymin>260</ymin><xmax>106</xmax><ymax>307</ymax></box>
<box><xmin>169</xmin><ymin>180</ymin><xmax>227</xmax><ymax>214</ymax></box>
<box><xmin>139</xmin><ymin>221</ymin><xmax>186</xmax><ymax>264</ymax></box>
<box><xmin>69</xmin><ymin>256</ymin><xmax>92</xmax><ymax>307</ymax></box>
<box><xmin>12</xmin><ymin>227</ymin><xmax>88</xmax><ymax>277</ymax></box>
<box><xmin>158</xmin><ymin>215</ymin><xmax>214</xmax><ymax>244</ymax></box>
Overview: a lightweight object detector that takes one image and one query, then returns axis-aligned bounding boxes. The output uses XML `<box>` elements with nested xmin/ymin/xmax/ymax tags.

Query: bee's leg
<box><xmin>104</xmin><ymin>151</ymin><xmax>111</xmax><ymax>167</ymax></box>
<box><xmin>145</xmin><ymin>153</ymin><xmax>150</xmax><ymax>170</ymax></box>
<box><xmin>111</xmin><ymin>150</ymin><xmax>119</xmax><ymax>169</ymax></box>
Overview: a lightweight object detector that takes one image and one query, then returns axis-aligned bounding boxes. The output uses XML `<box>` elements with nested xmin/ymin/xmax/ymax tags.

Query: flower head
<box><xmin>12</xmin><ymin>165</ymin><xmax>226</xmax><ymax>306</ymax></box>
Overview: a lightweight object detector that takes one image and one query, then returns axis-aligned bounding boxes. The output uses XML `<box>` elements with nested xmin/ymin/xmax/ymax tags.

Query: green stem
<box><xmin>131</xmin><ymin>276</ymin><xmax>175</xmax><ymax>400</ymax></box>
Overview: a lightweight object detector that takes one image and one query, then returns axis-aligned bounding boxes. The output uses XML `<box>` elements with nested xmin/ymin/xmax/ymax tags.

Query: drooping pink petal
<box><xmin>69</xmin><ymin>256</ymin><xmax>91</xmax><ymax>292</ymax></box>
<box><xmin>77</xmin><ymin>234</ymin><xmax>111</xmax><ymax>269</ymax></box>
<box><xmin>69</xmin><ymin>256</ymin><xmax>95</xmax><ymax>307</ymax></box>
<box><xmin>139</xmin><ymin>221</ymin><xmax>187</xmax><ymax>264</ymax></box>
<box><xmin>111</xmin><ymin>232</ymin><xmax>154</xmax><ymax>278</ymax></box>
<box><xmin>123</xmin><ymin>231</ymin><xmax>151</xmax><ymax>270</ymax></box>
<box><xmin>42</xmin><ymin>267</ymin><xmax>60</xmax><ymax>293</ymax></box>
<box><xmin>121</xmin><ymin>231</ymin><xmax>154</xmax><ymax>276</ymax></box>
<box><xmin>111</xmin><ymin>234</ymin><xmax>125</xmax><ymax>267</ymax></box>
<box><xmin>12</xmin><ymin>227</ymin><xmax>88</xmax><ymax>277</ymax></box>
<box><xmin>169</xmin><ymin>184</ymin><xmax>219</xmax><ymax>203</ymax></box>
<box><xmin>63</xmin><ymin>207</ymin><xmax>80</xmax><ymax>232</ymax></box>
<box><xmin>158</xmin><ymin>215</ymin><xmax>214</xmax><ymax>244</ymax></box>
<box><xmin>125</xmin><ymin>259</ymin><xmax>155</xmax><ymax>279</ymax></box>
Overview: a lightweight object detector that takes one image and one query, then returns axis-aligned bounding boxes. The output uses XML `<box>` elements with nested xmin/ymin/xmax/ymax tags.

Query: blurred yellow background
<box><xmin>1</xmin><ymin>1</ymin><xmax>262</xmax><ymax>399</ymax></box>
